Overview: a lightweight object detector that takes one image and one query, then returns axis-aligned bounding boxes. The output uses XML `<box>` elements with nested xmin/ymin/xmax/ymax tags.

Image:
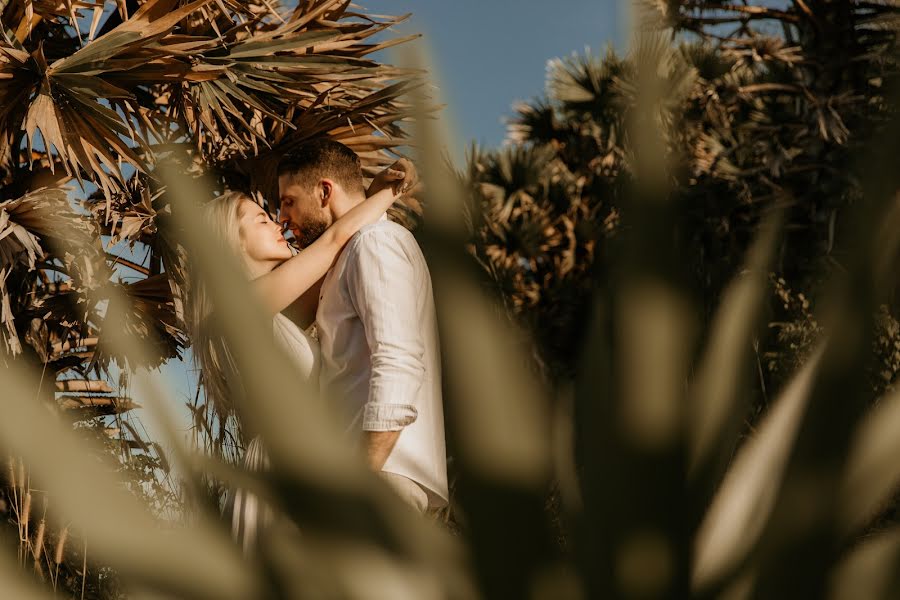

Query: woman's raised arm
<box><xmin>251</xmin><ymin>184</ymin><xmax>404</xmax><ymax>316</ymax></box>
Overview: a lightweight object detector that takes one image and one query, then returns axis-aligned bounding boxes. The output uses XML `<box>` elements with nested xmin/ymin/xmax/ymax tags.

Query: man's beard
<box><xmin>294</xmin><ymin>219</ymin><xmax>328</xmax><ymax>249</ymax></box>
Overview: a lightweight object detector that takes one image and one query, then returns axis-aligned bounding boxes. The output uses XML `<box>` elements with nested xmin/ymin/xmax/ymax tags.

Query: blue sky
<box><xmin>142</xmin><ymin>0</ymin><xmax>625</xmax><ymax>438</ymax></box>
<box><xmin>364</xmin><ymin>1</ymin><xmax>624</xmax><ymax>156</ymax></box>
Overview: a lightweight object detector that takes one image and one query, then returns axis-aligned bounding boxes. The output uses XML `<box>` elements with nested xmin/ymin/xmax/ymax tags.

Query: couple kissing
<box><xmin>191</xmin><ymin>140</ymin><xmax>448</xmax><ymax>553</ymax></box>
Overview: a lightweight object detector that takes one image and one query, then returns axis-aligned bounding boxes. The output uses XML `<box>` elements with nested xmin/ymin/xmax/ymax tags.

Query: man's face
<box><xmin>278</xmin><ymin>174</ymin><xmax>331</xmax><ymax>248</ymax></box>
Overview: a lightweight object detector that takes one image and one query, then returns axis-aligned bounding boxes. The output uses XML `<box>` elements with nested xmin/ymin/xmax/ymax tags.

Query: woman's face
<box><xmin>237</xmin><ymin>198</ymin><xmax>292</xmax><ymax>266</ymax></box>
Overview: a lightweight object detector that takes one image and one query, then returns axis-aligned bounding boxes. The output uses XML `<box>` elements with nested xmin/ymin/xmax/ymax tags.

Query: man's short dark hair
<box><xmin>277</xmin><ymin>139</ymin><xmax>365</xmax><ymax>196</ymax></box>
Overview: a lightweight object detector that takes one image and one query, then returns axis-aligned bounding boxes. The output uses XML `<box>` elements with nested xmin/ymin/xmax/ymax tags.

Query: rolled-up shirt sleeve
<box><xmin>347</xmin><ymin>228</ymin><xmax>424</xmax><ymax>431</ymax></box>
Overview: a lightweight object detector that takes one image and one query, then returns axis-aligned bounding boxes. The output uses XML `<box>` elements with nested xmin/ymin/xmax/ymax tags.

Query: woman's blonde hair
<box><xmin>187</xmin><ymin>191</ymin><xmax>253</xmax><ymax>444</ymax></box>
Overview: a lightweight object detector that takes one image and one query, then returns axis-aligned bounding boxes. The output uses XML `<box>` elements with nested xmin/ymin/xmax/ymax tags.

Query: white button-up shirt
<box><xmin>317</xmin><ymin>217</ymin><xmax>448</xmax><ymax>507</ymax></box>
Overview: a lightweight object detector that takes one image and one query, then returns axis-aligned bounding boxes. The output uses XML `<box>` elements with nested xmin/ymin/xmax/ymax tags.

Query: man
<box><xmin>277</xmin><ymin>140</ymin><xmax>448</xmax><ymax>513</ymax></box>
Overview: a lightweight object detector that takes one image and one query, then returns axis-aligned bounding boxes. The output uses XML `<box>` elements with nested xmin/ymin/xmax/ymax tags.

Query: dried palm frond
<box><xmin>507</xmin><ymin>100</ymin><xmax>559</xmax><ymax>146</ymax></box>
<box><xmin>0</xmin><ymin>187</ymin><xmax>97</xmax><ymax>357</ymax></box>
<box><xmin>547</xmin><ymin>46</ymin><xmax>630</xmax><ymax>118</ymax></box>
<box><xmin>57</xmin><ymin>395</ymin><xmax>140</xmax><ymax>420</ymax></box>
<box><xmin>86</xmin><ymin>274</ymin><xmax>188</xmax><ymax>370</ymax></box>
<box><xmin>0</xmin><ymin>0</ymin><xmax>421</xmax><ymax>377</ymax></box>
<box><xmin>2</xmin><ymin>0</ymin><xmax>421</xmax><ymax>197</ymax></box>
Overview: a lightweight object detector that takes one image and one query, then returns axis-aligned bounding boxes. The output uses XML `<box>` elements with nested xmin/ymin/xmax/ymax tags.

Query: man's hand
<box><xmin>365</xmin><ymin>430</ymin><xmax>402</xmax><ymax>472</ymax></box>
<box><xmin>367</xmin><ymin>158</ymin><xmax>420</xmax><ymax>198</ymax></box>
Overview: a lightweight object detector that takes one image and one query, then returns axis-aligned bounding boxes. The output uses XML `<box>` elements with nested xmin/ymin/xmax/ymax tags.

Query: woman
<box><xmin>189</xmin><ymin>162</ymin><xmax>416</xmax><ymax>554</ymax></box>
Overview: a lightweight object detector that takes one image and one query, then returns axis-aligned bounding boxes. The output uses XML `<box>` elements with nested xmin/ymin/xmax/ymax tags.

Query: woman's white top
<box><xmin>229</xmin><ymin>313</ymin><xmax>319</xmax><ymax>555</ymax></box>
<box><xmin>272</xmin><ymin>312</ymin><xmax>320</xmax><ymax>386</ymax></box>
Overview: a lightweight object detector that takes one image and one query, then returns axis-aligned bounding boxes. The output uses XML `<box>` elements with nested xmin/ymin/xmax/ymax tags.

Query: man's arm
<box><xmin>346</xmin><ymin>226</ymin><xmax>425</xmax><ymax>470</ymax></box>
<box><xmin>365</xmin><ymin>431</ymin><xmax>402</xmax><ymax>471</ymax></box>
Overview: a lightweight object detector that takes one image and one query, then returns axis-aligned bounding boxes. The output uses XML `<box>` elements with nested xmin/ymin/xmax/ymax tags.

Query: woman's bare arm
<box><xmin>251</xmin><ymin>186</ymin><xmax>401</xmax><ymax>315</ymax></box>
<box><xmin>281</xmin><ymin>278</ymin><xmax>324</xmax><ymax>330</ymax></box>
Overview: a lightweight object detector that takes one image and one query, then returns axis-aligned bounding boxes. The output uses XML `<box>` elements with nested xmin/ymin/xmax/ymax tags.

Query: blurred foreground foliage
<box><xmin>0</xmin><ymin>0</ymin><xmax>898</xmax><ymax>599</ymax></box>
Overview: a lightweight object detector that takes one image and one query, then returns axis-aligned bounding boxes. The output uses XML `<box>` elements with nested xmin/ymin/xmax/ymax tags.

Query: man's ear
<box><xmin>320</xmin><ymin>179</ymin><xmax>333</xmax><ymax>207</ymax></box>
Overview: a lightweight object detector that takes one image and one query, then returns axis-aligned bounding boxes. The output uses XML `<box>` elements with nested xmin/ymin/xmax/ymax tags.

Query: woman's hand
<box><xmin>367</xmin><ymin>158</ymin><xmax>420</xmax><ymax>198</ymax></box>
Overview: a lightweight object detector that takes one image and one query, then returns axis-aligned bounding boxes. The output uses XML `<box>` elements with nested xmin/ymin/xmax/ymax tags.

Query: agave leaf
<box><xmin>872</xmin><ymin>191</ymin><xmax>900</xmax><ymax>294</ymax></box>
<box><xmin>0</xmin><ymin>549</ymin><xmax>52</xmax><ymax>600</ymax></box>
<box><xmin>693</xmin><ymin>347</ymin><xmax>824</xmax><ymax>592</ymax></box>
<box><xmin>688</xmin><ymin>209</ymin><xmax>783</xmax><ymax>480</ymax></box>
<box><xmin>402</xmin><ymin>59</ymin><xmax>559</xmax><ymax>598</ymax></box>
<box><xmin>838</xmin><ymin>385</ymin><xmax>900</xmax><ymax>533</ymax></box>
<box><xmin>0</xmin><ymin>357</ymin><xmax>261</xmax><ymax>599</ymax></box>
<box><xmin>828</xmin><ymin>527</ymin><xmax>900</xmax><ymax>600</ymax></box>
<box><xmin>434</xmin><ymin>234</ymin><xmax>552</xmax><ymax>486</ymax></box>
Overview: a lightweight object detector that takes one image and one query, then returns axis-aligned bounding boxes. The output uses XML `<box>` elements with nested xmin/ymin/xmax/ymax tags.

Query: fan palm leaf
<box><xmin>507</xmin><ymin>99</ymin><xmax>560</xmax><ymax>146</ymax></box>
<box><xmin>548</xmin><ymin>46</ymin><xmax>630</xmax><ymax>119</ymax></box>
<box><xmin>0</xmin><ymin>187</ymin><xmax>97</xmax><ymax>356</ymax></box>
<box><xmin>3</xmin><ymin>0</ymin><xmax>420</xmax><ymax>196</ymax></box>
